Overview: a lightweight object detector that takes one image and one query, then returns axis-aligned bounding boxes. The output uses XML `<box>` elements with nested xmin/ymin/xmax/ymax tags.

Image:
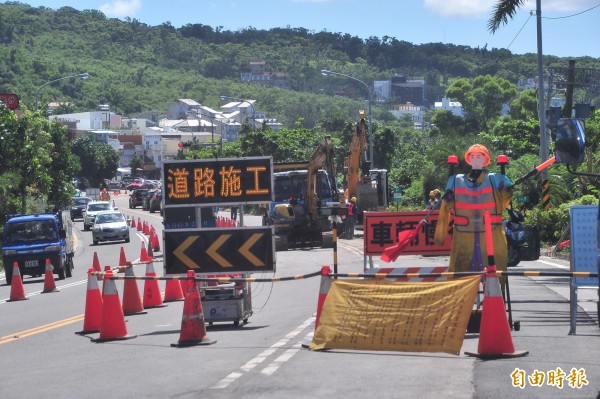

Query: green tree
<box><xmin>129</xmin><ymin>156</ymin><xmax>143</xmax><ymax>177</ymax></box>
<box><xmin>72</xmin><ymin>135</ymin><xmax>119</xmax><ymax>186</ymax></box>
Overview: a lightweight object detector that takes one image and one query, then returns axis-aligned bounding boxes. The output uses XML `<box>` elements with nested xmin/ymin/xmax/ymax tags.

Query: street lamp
<box><xmin>187</xmin><ymin>110</ymin><xmax>222</xmax><ymax>155</ymax></box>
<box><xmin>321</xmin><ymin>69</ymin><xmax>373</xmax><ymax>168</ymax></box>
<box><xmin>219</xmin><ymin>95</ymin><xmax>256</xmax><ymax>129</ymax></box>
<box><xmin>35</xmin><ymin>72</ymin><xmax>90</xmax><ymax>111</ymax></box>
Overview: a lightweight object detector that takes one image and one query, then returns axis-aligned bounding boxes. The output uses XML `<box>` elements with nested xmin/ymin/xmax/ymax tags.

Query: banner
<box><xmin>310</xmin><ymin>276</ymin><xmax>480</xmax><ymax>355</ymax></box>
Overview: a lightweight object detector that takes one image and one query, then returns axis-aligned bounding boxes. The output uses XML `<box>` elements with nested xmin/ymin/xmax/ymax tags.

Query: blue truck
<box><xmin>2</xmin><ymin>212</ymin><xmax>74</xmax><ymax>285</ymax></box>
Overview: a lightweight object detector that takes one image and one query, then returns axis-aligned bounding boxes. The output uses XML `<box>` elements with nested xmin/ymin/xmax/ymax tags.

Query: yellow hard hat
<box><xmin>351</xmin><ymin>197</ymin><xmax>357</xmax><ymax>203</ymax></box>
<box><xmin>429</xmin><ymin>190</ymin><xmax>435</xmax><ymax>197</ymax></box>
<box><xmin>465</xmin><ymin>144</ymin><xmax>491</xmax><ymax>167</ymax></box>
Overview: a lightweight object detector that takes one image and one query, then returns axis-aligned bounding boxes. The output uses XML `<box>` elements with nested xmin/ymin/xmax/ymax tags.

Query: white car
<box><xmin>91</xmin><ymin>210</ymin><xmax>130</xmax><ymax>245</ymax></box>
<box><xmin>83</xmin><ymin>201</ymin><xmax>114</xmax><ymax>231</ymax></box>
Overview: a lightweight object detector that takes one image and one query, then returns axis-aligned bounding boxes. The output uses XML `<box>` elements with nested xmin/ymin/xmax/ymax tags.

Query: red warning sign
<box><xmin>0</xmin><ymin>93</ymin><xmax>19</xmax><ymax>110</ymax></box>
<box><xmin>363</xmin><ymin>211</ymin><xmax>452</xmax><ymax>256</ymax></box>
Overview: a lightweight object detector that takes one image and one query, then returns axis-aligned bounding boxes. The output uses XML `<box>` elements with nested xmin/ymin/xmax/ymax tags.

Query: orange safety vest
<box><xmin>453</xmin><ymin>174</ymin><xmax>503</xmax><ymax>233</ymax></box>
<box><xmin>347</xmin><ymin>202</ymin><xmax>356</xmax><ymax>216</ymax></box>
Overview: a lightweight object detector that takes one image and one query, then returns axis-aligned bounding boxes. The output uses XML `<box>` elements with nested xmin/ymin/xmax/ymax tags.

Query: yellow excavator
<box><xmin>344</xmin><ymin>111</ymin><xmax>388</xmax><ymax>222</ymax></box>
<box><xmin>265</xmin><ymin>137</ymin><xmax>343</xmax><ymax>251</ymax></box>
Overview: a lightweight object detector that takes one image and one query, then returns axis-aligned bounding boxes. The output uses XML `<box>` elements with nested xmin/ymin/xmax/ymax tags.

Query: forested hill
<box><xmin>0</xmin><ymin>1</ymin><xmax>598</xmax><ymax>124</ymax></box>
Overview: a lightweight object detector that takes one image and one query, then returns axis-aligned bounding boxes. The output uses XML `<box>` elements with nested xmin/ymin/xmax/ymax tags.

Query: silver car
<box><xmin>83</xmin><ymin>201</ymin><xmax>114</xmax><ymax>230</ymax></box>
<box><xmin>91</xmin><ymin>211</ymin><xmax>130</xmax><ymax>245</ymax></box>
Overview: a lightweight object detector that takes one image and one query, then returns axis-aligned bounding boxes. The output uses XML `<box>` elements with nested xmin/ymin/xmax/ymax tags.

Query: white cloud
<box><xmin>425</xmin><ymin>0</ymin><xmax>598</xmax><ymax>18</ymax></box>
<box><xmin>424</xmin><ymin>0</ymin><xmax>494</xmax><ymax>18</ymax></box>
<box><xmin>99</xmin><ymin>0</ymin><xmax>142</xmax><ymax>18</ymax></box>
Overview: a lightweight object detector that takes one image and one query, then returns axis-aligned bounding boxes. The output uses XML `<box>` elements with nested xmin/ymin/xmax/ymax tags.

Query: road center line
<box><xmin>0</xmin><ymin>314</ymin><xmax>84</xmax><ymax>345</ymax></box>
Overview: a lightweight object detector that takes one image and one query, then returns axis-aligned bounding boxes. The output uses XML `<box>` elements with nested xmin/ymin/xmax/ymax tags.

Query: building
<box><xmin>375</xmin><ymin>76</ymin><xmax>425</xmax><ymax>106</ymax></box>
<box><xmin>434</xmin><ymin>97</ymin><xmax>465</xmax><ymax>118</ymax></box>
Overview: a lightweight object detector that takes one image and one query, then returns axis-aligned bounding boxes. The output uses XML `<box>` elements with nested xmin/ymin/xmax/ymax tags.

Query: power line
<box><xmin>543</xmin><ymin>2</ymin><xmax>600</xmax><ymax>20</ymax></box>
<box><xmin>506</xmin><ymin>12</ymin><xmax>533</xmax><ymax>50</ymax></box>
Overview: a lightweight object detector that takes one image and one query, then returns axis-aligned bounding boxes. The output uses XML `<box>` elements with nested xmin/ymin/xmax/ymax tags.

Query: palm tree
<box><xmin>487</xmin><ymin>0</ymin><xmax>526</xmax><ymax>33</ymax></box>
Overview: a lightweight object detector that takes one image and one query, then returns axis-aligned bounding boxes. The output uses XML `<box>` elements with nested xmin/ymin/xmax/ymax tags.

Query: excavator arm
<box><xmin>344</xmin><ymin>111</ymin><xmax>370</xmax><ymax>201</ymax></box>
<box><xmin>307</xmin><ymin>136</ymin><xmax>337</xmax><ymax>224</ymax></box>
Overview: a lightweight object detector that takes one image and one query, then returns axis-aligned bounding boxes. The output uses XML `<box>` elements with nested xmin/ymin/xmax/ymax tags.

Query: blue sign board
<box><xmin>569</xmin><ymin>205</ymin><xmax>599</xmax><ymax>287</ymax></box>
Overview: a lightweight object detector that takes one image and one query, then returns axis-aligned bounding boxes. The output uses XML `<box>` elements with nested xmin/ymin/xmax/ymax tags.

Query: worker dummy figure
<box><xmin>100</xmin><ymin>188</ymin><xmax>110</xmax><ymax>201</ymax></box>
<box><xmin>426</xmin><ymin>189</ymin><xmax>441</xmax><ymax>210</ymax></box>
<box><xmin>434</xmin><ymin>144</ymin><xmax>512</xmax><ymax>273</ymax></box>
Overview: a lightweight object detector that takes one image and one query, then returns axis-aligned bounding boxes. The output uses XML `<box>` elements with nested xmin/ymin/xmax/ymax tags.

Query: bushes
<box><xmin>525</xmin><ymin>195</ymin><xmax>598</xmax><ymax>245</ymax></box>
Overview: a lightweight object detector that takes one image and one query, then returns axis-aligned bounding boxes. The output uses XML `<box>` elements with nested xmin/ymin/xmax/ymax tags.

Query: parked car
<box><xmin>129</xmin><ymin>188</ymin><xmax>149</xmax><ymax>209</ymax></box>
<box><xmin>92</xmin><ymin>210</ymin><xmax>130</xmax><ymax>245</ymax></box>
<box><xmin>149</xmin><ymin>190</ymin><xmax>162</xmax><ymax>213</ymax></box>
<box><xmin>83</xmin><ymin>201</ymin><xmax>114</xmax><ymax>231</ymax></box>
<box><xmin>141</xmin><ymin>189</ymin><xmax>158</xmax><ymax>211</ymax></box>
<box><xmin>70</xmin><ymin>196</ymin><xmax>92</xmax><ymax>221</ymax></box>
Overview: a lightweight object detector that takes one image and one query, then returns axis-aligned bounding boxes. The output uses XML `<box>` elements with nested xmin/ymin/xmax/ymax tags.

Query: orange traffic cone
<box><xmin>92</xmin><ymin>251</ymin><xmax>103</xmax><ymax>280</ymax></box>
<box><xmin>42</xmin><ymin>259</ymin><xmax>58</xmax><ymax>293</ymax></box>
<box><xmin>75</xmin><ymin>268</ymin><xmax>103</xmax><ymax>334</ymax></box>
<box><xmin>139</xmin><ymin>242</ymin><xmax>149</xmax><ymax>263</ymax></box>
<box><xmin>147</xmin><ymin>238</ymin><xmax>154</xmax><ymax>260</ymax></box>
<box><xmin>8</xmin><ymin>262</ymin><xmax>28</xmax><ymax>301</ymax></box>
<box><xmin>93</xmin><ymin>268</ymin><xmax>136</xmax><ymax>342</ymax></box>
<box><xmin>465</xmin><ymin>212</ymin><xmax>528</xmax><ymax>359</ymax></box>
<box><xmin>130</xmin><ymin>217</ymin><xmax>136</xmax><ymax>229</ymax></box>
<box><xmin>122</xmin><ymin>265</ymin><xmax>146</xmax><ymax>316</ymax></box>
<box><xmin>137</xmin><ymin>217</ymin><xmax>142</xmax><ymax>231</ymax></box>
<box><xmin>101</xmin><ymin>265</ymin><xmax>112</xmax><ymax>294</ymax></box>
<box><xmin>314</xmin><ymin>265</ymin><xmax>333</xmax><ymax>331</ymax></box>
<box><xmin>143</xmin><ymin>260</ymin><xmax>166</xmax><ymax>309</ymax></box>
<box><xmin>143</xmin><ymin>221</ymin><xmax>150</xmax><ymax>236</ymax></box>
<box><xmin>171</xmin><ymin>271</ymin><xmax>216</xmax><ymax>347</ymax></box>
<box><xmin>164</xmin><ymin>277</ymin><xmax>184</xmax><ymax>302</ymax></box>
<box><xmin>152</xmin><ymin>229</ymin><xmax>161</xmax><ymax>252</ymax></box>
<box><xmin>118</xmin><ymin>247</ymin><xmax>129</xmax><ymax>272</ymax></box>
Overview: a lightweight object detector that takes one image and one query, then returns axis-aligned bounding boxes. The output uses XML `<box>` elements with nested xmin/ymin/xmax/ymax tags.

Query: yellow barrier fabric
<box><xmin>309</xmin><ymin>276</ymin><xmax>480</xmax><ymax>355</ymax></box>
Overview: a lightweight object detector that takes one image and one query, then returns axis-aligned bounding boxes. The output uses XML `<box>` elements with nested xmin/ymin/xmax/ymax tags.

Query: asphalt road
<box><xmin>1</xmin><ymin>193</ymin><xmax>599</xmax><ymax>399</ymax></box>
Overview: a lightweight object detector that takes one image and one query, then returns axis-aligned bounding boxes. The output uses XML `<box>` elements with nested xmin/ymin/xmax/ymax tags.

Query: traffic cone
<box><xmin>143</xmin><ymin>260</ymin><xmax>166</xmax><ymax>309</ymax></box>
<box><xmin>137</xmin><ymin>217</ymin><xmax>142</xmax><ymax>231</ymax></box>
<box><xmin>130</xmin><ymin>217</ymin><xmax>136</xmax><ymax>229</ymax></box>
<box><xmin>92</xmin><ymin>252</ymin><xmax>103</xmax><ymax>280</ymax></box>
<box><xmin>139</xmin><ymin>242</ymin><xmax>149</xmax><ymax>263</ymax></box>
<box><xmin>101</xmin><ymin>265</ymin><xmax>112</xmax><ymax>294</ymax></box>
<box><xmin>75</xmin><ymin>268</ymin><xmax>103</xmax><ymax>334</ymax></box>
<box><xmin>112</xmin><ymin>199</ymin><xmax>116</xmax><ymax>208</ymax></box>
<box><xmin>314</xmin><ymin>265</ymin><xmax>333</xmax><ymax>331</ymax></box>
<box><xmin>143</xmin><ymin>221</ymin><xmax>150</xmax><ymax>236</ymax></box>
<box><xmin>164</xmin><ymin>277</ymin><xmax>184</xmax><ymax>302</ymax></box>
<box><xmin>121</xmin><ymin>265</ymin><xmax>146</xmax><ymax>316</ymax></box>
<box><xmin>8</xmin><ymin>262</ymin><xmax>28</xmax><ymax>302</ymax></box>
<box><xmin>118</xmin><ymin>247</ymin><xmax>129</xmax><ymax>272</ymax></box>
<box><xmin>171</xmin><ymin>271</ymin><xmax>216</xmax><ymax>347</ymax></box>
<box><xmin>465</xmin><ymin>212</ymin><xmax>528</xmax><ymax>359</ymax></box>
<box><xmin>152</xmin><ymin>229</ymin><xmax>161</xmax><ymax>252</ymax></box>
<box><xmin>93</xmin><ymin>268</ymin><xmax>136</xmax><ymax>342</ymax></box>
<box><xmin>42</xmin><ymin>259</ymin><xmax>58</xmax><ymax>293</ymax></box>
<box><xmin>147</xmin><ymin>238</ymin><xmax>154</xmax><ymax>260</ymax></box>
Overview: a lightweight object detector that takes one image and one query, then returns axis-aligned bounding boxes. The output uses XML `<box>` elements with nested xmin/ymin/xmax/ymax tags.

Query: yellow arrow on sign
<box><xmin>239</xmin><ymin>233</ymin><xmax>265</xmax><ymax>267</ymax></box>
<box><xmin>206</xmin><ymin>234</ymin><xmax>233</xmax><ymax>267</ymax></box>
<box><xmin>173</xmin><ymin>236</ymin><xmax>200</xmax><ymax>269</ymax></box>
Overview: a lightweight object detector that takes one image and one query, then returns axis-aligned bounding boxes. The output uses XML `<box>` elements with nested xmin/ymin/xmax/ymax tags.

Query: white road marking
<box><xmin>537</xmin><ymin>259</ymin><xmax>569</xmax><ymax>269</ymax></box>
<box><xmin>211</xmin><ymin>316</ymin><xmax>316</xmax><ymax>390</ymax></box>
<box><xmin>0</xmin><ymin>279</ymin><xmax>87</xmax><ymax>304</ymax></box>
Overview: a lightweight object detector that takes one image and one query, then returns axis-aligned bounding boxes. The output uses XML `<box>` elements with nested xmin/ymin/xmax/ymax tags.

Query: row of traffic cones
<box><xmin>78</xmin><ymin>246</ymin><xmax>213</xmax><ymax>346</ymax></box>
<box><xmin>7</xmin><ymin>259</ymin><xmax>60</xmax><ymax>302</ymax></box>
<box><xmin>216</xmin><ymin>216</ymin><xmax>240</xmax><ymax>227</ymax></box>
<box><xmin>130</xmin><ymin>217</ymin><xmax>161</xmax><ymax>253</ymax></box>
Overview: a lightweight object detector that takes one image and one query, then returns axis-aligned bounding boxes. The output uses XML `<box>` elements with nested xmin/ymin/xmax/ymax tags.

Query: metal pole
<box><xmin>321</xmin><ymin>70</ymin><xmax>374</xmax><ymax>168</ymax></box>
<box><xmin>536</xmin><ymin>0</ymin><xmax>548</xmax><ymax>181</ymax></box>
<box><xmin>35</xmin><ymin>73</ymin><xmax>89</xmax><ymax>111</ymax></box>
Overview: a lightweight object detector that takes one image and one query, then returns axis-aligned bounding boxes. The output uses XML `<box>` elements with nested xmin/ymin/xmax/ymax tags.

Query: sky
<box><xmin>4</xmin><ymin>0</ymin><xmax>600</xmax><ymax>58</ymax></box>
